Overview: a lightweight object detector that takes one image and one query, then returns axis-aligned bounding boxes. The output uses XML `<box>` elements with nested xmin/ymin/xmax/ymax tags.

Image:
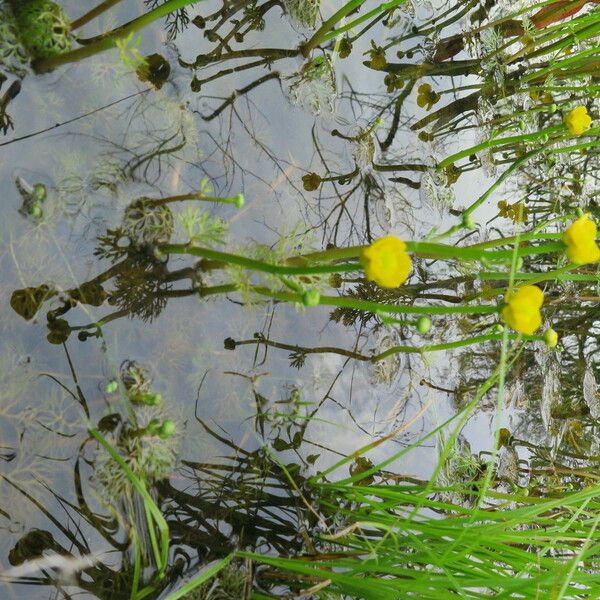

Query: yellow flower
<box><xmin>564</xmin><ymin>106</ymin><xmax>592</xmax><ymax>136</ymax></box>
<box><xmin>361</xmin><ymin>236</ymin><xmax>411</xmax><ymax>288</ymax></box>
<box><xmin>562</xmin><ymin>214</ymin><xmax>600</xmax><ymax>265</ymax></box>
<box><xmin>501</xmin><ymin>285</ymin><xmax>544</xmax><ymax>335</ymax></box>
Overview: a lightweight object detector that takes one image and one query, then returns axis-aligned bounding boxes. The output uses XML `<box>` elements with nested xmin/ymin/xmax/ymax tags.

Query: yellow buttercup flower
<box><xmin>563</xmin><ymin>214</ymin><xmax>600</xmax><ymax>265</ymax></box>
<box><xmin>564</xmin><ymin>106</ymin><xmax>592</xmax><ymax>136</ymax></box>
<box><xmin>361</xmin><ymin>236</ymin><xmax>412</xmax><ymax>288</ymax></box>
<box><xmin>501</xmin><ymin>285</ymin><xmax>544</xmax><ymax>335</ymax></box>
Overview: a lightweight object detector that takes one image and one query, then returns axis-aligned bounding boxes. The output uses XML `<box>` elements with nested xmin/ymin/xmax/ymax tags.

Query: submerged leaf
<box><xmin>10</xmin><ymin>285</ymin><xmax>53</xmax><ymax>320</ymax></box>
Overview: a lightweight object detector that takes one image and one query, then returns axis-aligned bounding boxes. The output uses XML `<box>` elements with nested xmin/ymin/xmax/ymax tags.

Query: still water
<box><xmin>0</xmin><ymin>0</ymin><xmax>598</xmax><ymax>598</ymax></box>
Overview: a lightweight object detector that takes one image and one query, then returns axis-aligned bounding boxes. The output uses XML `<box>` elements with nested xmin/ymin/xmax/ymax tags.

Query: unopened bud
<box><xmin>543</xmin><ymin>328</ymin><xmax>558</xmax><ymax>348</ymax></box>
<box><xmin>302</xmin><ymin>289</ymin><xmax>321</xmax><ymax>307</ymax></box>
<box><xmin>234</xmin><ymin>193</ymin><xmax>245</xmax><ymax>209</ymax></box>
<box><xmin>416</xmin><ymin>316</ymin><xmax>431</xmax><ymax>334</ymax></box>
<box><xmin>159</xmin><ymin>419</ymin><xmax>176</xmax><ymax>439</ymax></box>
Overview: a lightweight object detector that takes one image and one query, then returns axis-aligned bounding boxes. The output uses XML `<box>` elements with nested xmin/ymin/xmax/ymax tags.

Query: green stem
<box><xmin>518</xmin><ymin>19</ymin><xmax>600</xmax><ymax>65</ymax></box>
<box><xmin>434</xmin><ymin>148</ymin><xmax>544</xmax><ymax>240</ymax></box>
<box><xmin>520</xmin><ymin>45</ymin><xmax>600</xmax><ymax>83</ymax></box>
<box><xmin>163</xmin><ymin>236</ymin><xmax>569</xmax><ymax>279</ymax></box>
<box><xmin>319</xmin><ymin>0</ymin><xmax>408</xmax><ymax>43</ymax></box>
<box><xmin>372</xmin><ymin>333</ymin><xmax>542</xmax><ymax>361</ymax></box>
<box><xmin>161</xmin><ymin>244</ymin><xmax>362</xmax><ymax>275</ymax></box>
<box><xmin>252</xmin><ymin>286</ymin><xmax>499</xmax><ymax>316</ymax></box>
<box><xmin>149</xmin><ymin>193</ymin><xmax>242</xmax><ymax>206</ymax></box>
<box><xmin>437</xmin><ymin>125</ymin><xmax>562</xmax><ymax>169</ymax></box>
<box><xmin>471</xmin><ymin>263</ymin><xmax>580</xmax><ymax>301</ymax></box>
<box><xmin>479</xmin><ymin>271</ymin><xmax>598</xmax><ymax>282</ymax></box>
<box><xmin>70</xmin><ymin>0</ymin><xmax>127</xmax><ymax>30</ymax></box>
<box><xmin>301</xmin><ymin>0</ymin><xmax>406</xmax><ymax>56</ymax></box>
<box><xmin>34</xmin><ymin>0</ymin><xmax>203</xmax><ymax>72</ymax></box>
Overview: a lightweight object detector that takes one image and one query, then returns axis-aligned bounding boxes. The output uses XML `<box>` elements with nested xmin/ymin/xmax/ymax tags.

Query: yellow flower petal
<box><xmin>564</xmin><ymin>106</ymin><xmax>592</xmax><ymax>136</ymax></box>
<box><xmin>361</xmin><ymin>236</ymin><xmax>412</xmax><ymax>288</ymax></box>
<box><xmin>563</xmin><ymin>214</ymin><xmax>600</xmax><ymax>265</ymax></box>
<box><xmin>501</xmin><ymin>285</ymin><xmax>543</xmax><ymax>335</ymax></box>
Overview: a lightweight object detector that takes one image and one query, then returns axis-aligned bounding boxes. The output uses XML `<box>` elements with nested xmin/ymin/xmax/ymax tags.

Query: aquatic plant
<box><xmin>31</xmin><ymin>0</ymin><xmax>207</xmax><ymax>72</ymax></box>
<box><xmin>92</xmin><ymin>402</ymin><xmax>179</xmax><ymax>504</ymax></box>
<box><xmin>3</xmin><ymin>2</ymin><xmax>600</xmax><ymax>599</ymax></box>
<box><xmin>287</xmin><ymin>55</ymin><xmax>336</xmax><ymax>115</ymax></box>
<box><xmin>360</xmin><ymin>236</ymin><xmax>412</xmax><ymax>288</ymax></box>
<box><xmin>564</xmin><ymin>105</ymin><xmax>593</xmax><ymax>136</ymax></box>
<box><xmin>284</xmin><ymin>0</ymin><xmax>321</xmax><ymax>28</ymax></box>
<box><xmin>122</xmin><ymin>197</ymin><xmax>175</xmax><ymax>247</ymax></box>
<box><xmin>562</xmin><ymin>213</ymin><xmax>600</xmax><ymax>264</ymax></box>
<box><xmin>0</xmin><ymin>4</ymin><xmax>28</xmax><ymax>76</ymax></box>
<box><xmin>8</xmin><ymin>0</ymin><xmax>73</xmax><ymax>60</ymax></box>
<box><xmin>501</xmin><ymin>285</ymin><xmax>544</xmax><ymax>335</ymax></box>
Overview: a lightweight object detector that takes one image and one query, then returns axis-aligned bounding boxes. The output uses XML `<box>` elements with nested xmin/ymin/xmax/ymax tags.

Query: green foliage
<box><xmin>122</xmin><ymin>198</ymin><xmax>175</xmax><ymax>247</ymax></box>
<box><xmin>0</xmin><ymin>4</ymin><xmax>28</xmax><ymax>75</ymax></box>
<box><xmin>11</xmin><ymin>0</ymin><xmax>73</xmax><ymax>60</ymax></box>
<box><xmin>178</xmin><ymin>206</ymin><xmax>228</xmax><ymax>246</ymax></box>
<box><xmin>115</xmin><ymin>32</ymin><xmax>147</xmax><ymax>71</ymax></box>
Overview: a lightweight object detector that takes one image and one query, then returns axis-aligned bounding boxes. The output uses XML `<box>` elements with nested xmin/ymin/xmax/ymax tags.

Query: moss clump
<box><xmin>10</xmin><ymin>0</ymin><xmax>73</xmax><ymax>60</ymax></box>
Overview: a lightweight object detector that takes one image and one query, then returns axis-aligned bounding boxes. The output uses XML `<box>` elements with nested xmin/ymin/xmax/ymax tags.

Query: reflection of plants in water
<box><xmin>0</xmin><ymin>4</ymin><xmax>29</xmax><ymax>77</ymax></box>
<box><xmin>93</xmin><ymin>403</ymin><xmax>179</xmax><ymax>506</ymax></box>
<box><xmin>180</xmin><ymin>560</ymin><xmax>249</xmax><ymax>599</ymax></box>
<box><xmin>0</xmin><ymin>341</ymin><xmax>326</xmax><ymax>597</ymax></box>
<box><xmin>144</xmin><ymin>0</ymin><xmax>191</xmax><ymax>40</ymax></box>
<box><xmin>287</xmin><ymin>55</ymin><xmax>336</xmax><ymax>116</ymax></box>
<box><xmin>0</xmin><ymin>347</ymin><xmax>84</xmax><ymax>528</ymax></box>
<box><xmin>284</xmin><ymin>0</ymin><xmax>321</xmax><ymax>29</ymax></box>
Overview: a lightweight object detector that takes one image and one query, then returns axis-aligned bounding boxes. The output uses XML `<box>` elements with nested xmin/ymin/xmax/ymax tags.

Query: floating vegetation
<box><xmin>1</xmin><ymin>0</ymin><xmax>600</xmax><ymax>598</ymax></box>
<box><xmin>121</xmin><ymin>197</ymin><xmax>175</xmax><ymax>248</ymax></box>
<box><xmin>8</xmin><ymin>0</ymin><xmax>73</xmax><ymax>60</ymax></box>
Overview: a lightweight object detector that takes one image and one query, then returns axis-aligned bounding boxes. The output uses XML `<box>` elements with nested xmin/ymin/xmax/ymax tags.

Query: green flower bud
<box><xmin>338</xmin><ymin>37</ymin><xmax>352</xmax><ymax>58</ymax></box>
<box><xmin>33</xmin><ymin>183</ymin><xmax>47</xmax><ymax>202</ymax></box>
<box><xmin>146</xmin><ymin>418</ymin><xmax>161</xmax><ymax>435</ymax></box>
<box><xmin>492</xmin><ymin>324</ymin><xmax>504</xmax><ymax>334</ymax></box>
<box><xmin>416</xmin><ymin>316</ymin><xmax>431</xmax><ymax>334</ymax></box>
<box><xmin>543</xmin><ymin>328</ymin><xmax>558</xmax><ymax>348</ymax></box>
<box><xmin>105</xmin><ymin>380</ymin><xmax>118</xmax><ymax>394</ymax></box>
<box><xmin>153</xmin><ymin>247</ymin><xmax>167</xmax><ymax>262</ymax></box>
<box><xmin>234</xmin><ymin>193</ymin><xmax>245</xmax><ymax>209</ymax></box>
<box><xmin>302</xmin><ymin>289</ymin><xmax>320</xmax><ymax>307</ymax></box>
<box><xmin>159</xmin><ymin>419</ymin><xmax>176</xmax><ymax>439</ymax></box>
<box><xmin>133</xmin><ymin>392</ymin><xmax>162</xmax><ymax>406</ymax></box>
<box><xmin>30</xmin><ymin>204</ymin><xmax>43</xmax><ymax>219</ymax></box>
